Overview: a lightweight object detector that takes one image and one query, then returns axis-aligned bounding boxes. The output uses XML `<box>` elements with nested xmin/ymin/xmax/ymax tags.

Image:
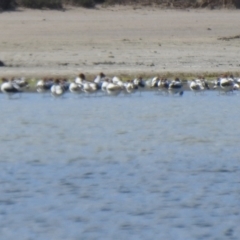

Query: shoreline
<box><xmin>0</xmin><ymin>68</ymin><xmax>239</xmax><ymax>79</ymax></box>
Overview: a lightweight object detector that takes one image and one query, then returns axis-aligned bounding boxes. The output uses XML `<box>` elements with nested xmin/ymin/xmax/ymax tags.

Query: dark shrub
<box><xmin>233</xmin><ymin>0</ymin><xmax>240</xmax><ymax>8</ymax></box>
<box><xmin>66</xmin><ymin>0</ymin><xmax>95</xmax><ymax>8</ymax></box>
<box><xmin>0</xmin><ymin>60</ymin><xmax>5</xmax><ymax>67</ymax></box>
<box><xmin>0</xmin><ymin>0</ymin><xmax>15</xmax><ymax>10</ymax></box>
<box><xmin>19</xmin><ymin>0</ymin><xmax>62</xmax><ymax>9</ymax></box>
<box><xmin>95</xmin><ymin>0</ymin><xmax>104</xmax><ymax>3</ymax></box>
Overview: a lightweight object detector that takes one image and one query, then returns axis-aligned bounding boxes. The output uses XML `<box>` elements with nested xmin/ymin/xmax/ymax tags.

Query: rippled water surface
<box><xmin>0</xmin><ymin>92</ymin><xmax>240</xmax><ymax>240</ymax></box>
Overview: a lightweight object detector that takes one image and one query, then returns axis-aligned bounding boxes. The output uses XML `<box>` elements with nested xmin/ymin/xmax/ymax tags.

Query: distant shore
<box><xmin>0</xmin><ymin>7</ymin><xmax>240</xmax><ymax>79</ymax></box>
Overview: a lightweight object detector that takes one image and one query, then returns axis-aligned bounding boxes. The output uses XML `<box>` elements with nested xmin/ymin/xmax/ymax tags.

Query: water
<box><xmin>0</xmin><ymin>91</ymin><xmax>239</xmax><ymax>240</ymax></box>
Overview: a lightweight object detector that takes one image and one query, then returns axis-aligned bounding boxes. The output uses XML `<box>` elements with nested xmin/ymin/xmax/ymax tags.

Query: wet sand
<box><xmin>0</xmin><ymin>6</ymin><xmax>240</xmax><ymax>78</ymax></box>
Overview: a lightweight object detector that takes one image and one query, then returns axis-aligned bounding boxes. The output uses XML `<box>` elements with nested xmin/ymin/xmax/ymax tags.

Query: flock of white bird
<box><xmin>1</xmin><ymin>73</ymin><xmax>240</xmax><ymax>98</ymax></box>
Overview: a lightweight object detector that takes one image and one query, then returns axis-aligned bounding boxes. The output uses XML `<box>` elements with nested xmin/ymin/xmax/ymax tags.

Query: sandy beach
<box><xmin>0</xmin><ymin>6</ymin><xmax>240</xmax><ymax>78</ymax></box>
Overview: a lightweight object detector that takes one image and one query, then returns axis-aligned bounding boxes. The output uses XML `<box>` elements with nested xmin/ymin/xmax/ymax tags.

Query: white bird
<box><xmin>228</xmin><ymin>75</ymin><xmax>240</xmax><ymax>91</ymax></box>
<box><xmin>233</xmin><ymin>83</ymin><xmax>239</xmax><ymax>90</ymax></box>
<box><xmin>158</xmin><ymin>78</ymin><xmax>170</xmax><ymax>94</ymax></box>
<box><xmin>189</xmin><ymin>79</ymin><xmax>203</xmax><ymax>92</ymax></box>
<box><xmin>75</xmin><ymin>73</ymin><xmax>86</xmax><ymax>85</ymax></box>
<box><xmin>214</xmin><ymin>76</ymin><xmax>234</xmax><ymax>93</ymax></box>
<box><xmin>94</xmin><ymin>72</ymin><xmax>106</xmax><ymax>89</ymax></box>
<box><xmin>36</xmin><ymin>78</ymin><xmax>53</xmax><ymax>93</ymax></box>
<box><xmin>82</xmin><ymin>82</ymin><xmax>98</xmax><ymax>95</ymax></box>
<box><xmin>106</xmin><ymin>82</ymin><xmax>122</xmax><ymax>96</ymax></box>
<box><xmin>1</xmin><ymin>78</ymin><xmax>22</xmax><ymax>98</ymax></box>
<box><xmin>101</xmin><ymin>78</ymin><xmax>110</xmax><ymax>93</ymax></box>
<box><xmin>133</xmin><ymin>77</ymin><xmax>145</xmax><ymax>88</ymax></box>
<box><xmin>151</xmin><ymin>76</ymin><xmax>159</xmax><ymax>88</ymax></box>
<box><xmin>124</xmin><ymin>80</ymin><xmax>138</xmax><ymax>94</ymax></box>
<box><xmin>144</xmin><ymin>76</ymin><xmax>159</xmax><ymax>89</ymax></box>
<box><xmin>13</xmin><ymin>77</ymin><xmax>29</xmax><ymax>90</ymax></box>
<box><xmin>112</xmin><ymin>76</ymin><xmax>124</xmax><ymax>88</ymax></box>
<box><xmin>51</xmin><ymin>79</ymin><xmax>65</xmax><ymax>97</ymax></box>
<box><xmin>75</xmin><ymin>73</ymin><xmax>98</xmax><ymax>95</ymax></box>
<box><xmin>188</xmin><ymin>77</ymin><xmax>210</xmax><ymax>94</ymax></box>
<box><xmin>168</xmin><ymin>78</ymin><xmax>184</xmax><ymax>96</ymax></box>
<box><xmin>69</xmin><ymin>82</ymin><xmax>82</xmax><ymax>94</ymax></box>
<box><xmin>233</xmin><ymin>77</ymin><xmax>240</xmax><ymax>84</ymax></box>
<box><xmin>133</xmin><ymin>76</ymin><xmax>145</xmax><ymax>95</ymax></box>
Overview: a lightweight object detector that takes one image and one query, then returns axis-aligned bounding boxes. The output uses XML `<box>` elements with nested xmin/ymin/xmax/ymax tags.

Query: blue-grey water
<box><xmin>0</xmin><ymin>91</ymin><xmax>239</xmax><ymax>240</ymax></box>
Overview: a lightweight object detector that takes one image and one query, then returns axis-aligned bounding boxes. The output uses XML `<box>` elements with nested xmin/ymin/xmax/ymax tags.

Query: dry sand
<box><xmin>0</xmin><ymin>6</ymin><xmax>240</xmax><ymax>78</ymax></box>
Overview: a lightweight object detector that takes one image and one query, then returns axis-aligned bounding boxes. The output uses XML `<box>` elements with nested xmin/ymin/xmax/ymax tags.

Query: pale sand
<box><xmin>0</xmin><ymin>6</ymin><xmax>240</xmax><ymax>78</ymax></box>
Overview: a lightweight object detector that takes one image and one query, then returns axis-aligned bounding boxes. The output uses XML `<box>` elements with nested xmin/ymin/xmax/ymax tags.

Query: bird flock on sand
<box><xmin>1</xmin><ymin>73</ymin><xmax>240</xmax><ymax>99</ymax></box>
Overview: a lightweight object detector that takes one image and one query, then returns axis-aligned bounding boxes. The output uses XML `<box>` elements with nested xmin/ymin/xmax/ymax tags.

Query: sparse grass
<box><xmin>218</xmin><ymin>35</ymin><xmax>240</xmax><ymax>41</ymax></box>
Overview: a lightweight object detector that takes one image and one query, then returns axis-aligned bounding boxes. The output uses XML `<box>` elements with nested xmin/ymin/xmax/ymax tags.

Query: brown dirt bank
<box><xmin>0</xmin><ymin>7</ymin><xmax>240</xmax><ymax>79</ymax></box>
